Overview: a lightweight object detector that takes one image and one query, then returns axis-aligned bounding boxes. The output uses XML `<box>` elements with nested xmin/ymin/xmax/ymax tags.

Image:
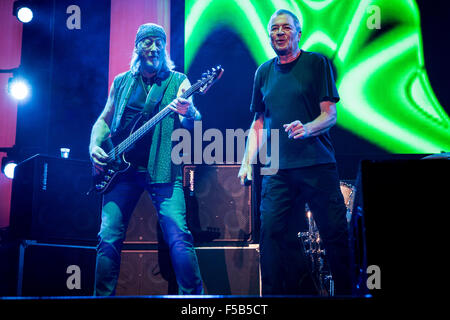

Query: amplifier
<box><xmin>116</xmin><ymin>247</ymin><xmax>177</xmax><ymax>295</ymax></box>
<box><xmin>15</xmin><ymin>240</ymin><xmax>96</xmax><ymax>296</ymax></box>
<box><xmin>123</xmin><ymin>192</ymin><xmax>159</xmax><ymax>244</ymax></box>
<box><xmin>116</xmin><ymin>245</ymin><xmax>260</xmax><ymax>296</ymax></box>
<box><xmin>183</xmin><ymin>165</ymin><xmax>253</xmax><ymax>244</ymax></box>
<box><xmin>9</xmin><ymin>154</ymin><xmax>102</xmax><ymax>244</ymax></box>
<box><xmin>123</xmin><ymin>165</ymin><xmax>254</xmax><ymax>245</ymax></box>
<box><xmin>358</xmin><ymin>159</ymin><xmax>448</xmax><ymax>298</ymax></box>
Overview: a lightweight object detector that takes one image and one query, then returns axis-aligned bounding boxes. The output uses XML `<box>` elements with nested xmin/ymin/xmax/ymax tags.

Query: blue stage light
<box><xmin>13</xmin><ymin>1</ymin><xmax>34</xmax><ymax>23</ymax></box>
<box><xmin>1</xmin><ymin>147</ymin><xmax>19</xmax><ymax>179</ymax></box>
<box><xmin>3</xmin><ymin>162</ymin><xmax>17</xmax><ymax>179</ymax></box>
<box><xmin>8</xmin><ymin>78</ymin><xmax>30</xmax><ymax>101</ymax></box>
<box><xmin>17</xmin><ymin>6</ymin><xmax>33</xmax><ymax>23</ymax></box>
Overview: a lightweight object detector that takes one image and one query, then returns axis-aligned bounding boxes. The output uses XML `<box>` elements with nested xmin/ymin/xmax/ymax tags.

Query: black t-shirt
<box><xmin>250</xmin><ymin>50</ymin><xmax>339</xmax><ymax>169</ymax></box>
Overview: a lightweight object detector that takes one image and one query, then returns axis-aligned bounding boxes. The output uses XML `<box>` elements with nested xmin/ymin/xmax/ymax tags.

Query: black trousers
<box><xmin>259</xmin><ymin>163</ymin><xmax>352</xmax><ymax>295</ymax></box>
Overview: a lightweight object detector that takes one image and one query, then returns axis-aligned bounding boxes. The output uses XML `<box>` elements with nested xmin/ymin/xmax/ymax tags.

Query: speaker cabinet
<box><xmin>9</xmin><ymin>154</ymin><xmax>102</xmax><ymax>244</ymax></box>
<box><xmin>15</xmin><ymin>241</ymin><xmax>96</xmax><ymax>296</ymax></box>
<box><xmin>196</xmin><ymin>245</ymin><xmax>260</xmax><ymax>295</ymax></box>
<box><xmin>0</xmin><ymin>241</ymin><xmax>20</xmax><ymax>296</ymax></box>
<box><xmin>116</xmin><ymin>248</ymin><xmax>177</xmax><ymax>295</ymax></box>
<box><xmin>124</xmin><ymin>192</ymin><xmax>159</xmax><ymax>244</ymax></box>
<box><xmin>116</xmin><ymin>245</ymin><xmax>260</xmax><ymax>296</ymax></box>
<box><xmin>359</xmin><ymin>159</ymin><xmax>448</xmax><ymax>297</ymax></box>
<box><xmin>183</xmin><ymin>165</ymin><xmax>253</xmax><ymax>243</ymax></box>
<box><xmin>123</xmin><ymin>165</ymin><xmax>254</xmax><ymax>245</ymax></box>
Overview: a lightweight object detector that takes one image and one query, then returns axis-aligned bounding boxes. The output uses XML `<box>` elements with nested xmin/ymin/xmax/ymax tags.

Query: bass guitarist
<box><xmin>89</xmin><ymin>23</ymin><xmax>203</xmax><ymax>296</ymax></box>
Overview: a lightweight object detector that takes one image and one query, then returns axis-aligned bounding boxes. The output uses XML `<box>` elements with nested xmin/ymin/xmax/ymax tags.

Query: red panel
<box><xmin>108</xmin><ymin>0</ymin><xmax>171</xmax><ymax>89</ymax></box>
<box><xmin>0</xmin><ymin>0</ymin><xmax>23</xmax><ymax>228</ymax></box>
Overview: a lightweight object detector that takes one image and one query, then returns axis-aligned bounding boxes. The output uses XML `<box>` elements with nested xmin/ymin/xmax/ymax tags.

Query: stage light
<box><xmin>3</xmin><ymin>162</ymin><xmax>17</xmax><ymax>179</ymax></box>
<box><xmin>1</xmin><ymin>147</ymin><xmax>19</xmax><ymax>179</ymax></box>
<box><xmin>1</xmin><ymin>153</ymin><xmax>18</xmax><ymax>180</ymax></box>
<box><xmin>13</xmin><ymin>1</ymin><xmax>33</xmax><ymax>23</ymax></box>
<box><xmin>8</xmin><ymin>78</ymin><xmax>30</xmax><ymax>101</ymax></box>
<box><xmin>17</xmin><ymin>6</ymin><xmax>33</xmax><ymax>23</ymax></box>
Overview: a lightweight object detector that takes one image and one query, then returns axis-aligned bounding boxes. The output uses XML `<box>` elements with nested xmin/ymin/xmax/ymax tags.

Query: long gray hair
<box><xmin>130</xmin><ymin>42</ymin><xmax>175</xmax><ymax>76</ymax></box>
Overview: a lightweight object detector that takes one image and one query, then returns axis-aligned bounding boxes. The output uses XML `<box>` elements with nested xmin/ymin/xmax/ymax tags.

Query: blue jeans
<box><xmin>94</xmin><ymin>169</ymin><xmax>203</xmax><ymax>295</ymax></box>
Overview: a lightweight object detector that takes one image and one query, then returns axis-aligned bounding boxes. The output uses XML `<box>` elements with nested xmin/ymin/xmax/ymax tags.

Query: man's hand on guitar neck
<box><xmin>168</xmin><ymin>90</ymin><xmax>199</xmax><ymax>120</ymax></box>
<box><xmin>168</xmin><ymin>95</ymin><xmax>195</xmax><ymax>117</ymax></box>
<box><xmin>90</xmin><ymin>145</ymin><xmax>108</xmax><ymax>173</ymax></box>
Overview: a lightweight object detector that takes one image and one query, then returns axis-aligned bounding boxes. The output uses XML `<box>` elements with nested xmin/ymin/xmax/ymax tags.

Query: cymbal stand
<box><xmin>298</xmin><ymin>204</ymin><xmax>334</xmax><ymax>296</ymax></box>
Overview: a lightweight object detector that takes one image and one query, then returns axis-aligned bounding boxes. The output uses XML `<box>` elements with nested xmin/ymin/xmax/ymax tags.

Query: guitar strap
<box><xmin>142</xmin><ymin>71</ymin><xmax>174</xmax><ymax>119</ymax></box>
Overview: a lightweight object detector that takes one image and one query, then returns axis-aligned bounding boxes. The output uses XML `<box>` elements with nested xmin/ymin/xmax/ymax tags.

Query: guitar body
<box><xmin>93</xmin><ymin>114</ymin><xmax>143</xmax><ymax>194</ymax></box>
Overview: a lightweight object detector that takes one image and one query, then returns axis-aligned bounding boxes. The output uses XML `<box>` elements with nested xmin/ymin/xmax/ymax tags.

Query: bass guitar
<box><xmin>92</xmin><ymin>66</ymin><xmax>224</xmax><ymax>194</ymax></box>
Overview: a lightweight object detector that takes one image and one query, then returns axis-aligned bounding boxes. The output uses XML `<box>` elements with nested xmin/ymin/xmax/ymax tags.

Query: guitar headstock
<box><xmin>198</xmin><ymin>66</ymin><xmax>224</xmax><ymax>94</ymax></box>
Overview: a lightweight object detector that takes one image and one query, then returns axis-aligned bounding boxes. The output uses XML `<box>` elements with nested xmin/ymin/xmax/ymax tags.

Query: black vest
<box><xmin>111</xmin><ymin>70</ymin><xmax>187</xmax><ymax>183</ymax></box>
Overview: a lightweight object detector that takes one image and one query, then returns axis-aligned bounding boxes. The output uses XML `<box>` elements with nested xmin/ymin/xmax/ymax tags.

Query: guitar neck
<box><xmin>107</xmin><ymin>80</ymin><xmax>203</xmax><ymax>160</ymax></box>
